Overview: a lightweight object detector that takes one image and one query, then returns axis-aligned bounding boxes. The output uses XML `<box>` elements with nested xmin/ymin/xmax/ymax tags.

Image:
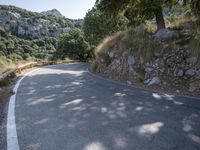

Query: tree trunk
<box><xmin>154</xmin><ymin>8</ymin><xmax>165</xmax><ymax>31</ymax></box>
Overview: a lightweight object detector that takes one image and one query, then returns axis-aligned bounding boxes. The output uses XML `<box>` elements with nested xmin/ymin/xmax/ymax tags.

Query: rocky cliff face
<box><xmin>0</xmin><ymin>5</ymin><xmax>82</xmax><ymax>39</ymax></box>
<box><xmin>41</xmin><ymin>9</ymin><xmax>64</xmax><ymax>18</ymax></box>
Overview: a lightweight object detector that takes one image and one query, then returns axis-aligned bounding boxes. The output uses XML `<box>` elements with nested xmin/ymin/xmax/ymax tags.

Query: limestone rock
<box><xmin>0</xmin><ymin>5</ymin><xmax>76</xmax><ymax>39</ymax></box>
<box><xmin>155</xmin><ymin>28</ymin><xmax>179</xmax><ymax>41</ymax></box>
<box><xmin>108</xmin><ymin>51</ymin><xmax>114</xmax><ymax>58</ymax></box>
<box><xmin>145</xmin><ymin>67</ymin><xmax>154</xmax><ymax>73</ymax></box>
<box><xmin>144</xmin><ymin>79</ymin><xmax>151</xmax><ymax>84</ymax></box>
<box><xmin>177</xmin><ymin>69</ymin><xmax>184</xmax><ymax>77</ymax></box>
<box><xmin>148</xmin><ymin>77</ymin><xmax>161</xmax><ymax>86</ymax></box>
<box><xmin>185</xmin><ymin>69</ymin><xmax>196</xmax><ymax>77</ymax></box>
<box><xmin>128</xmin><ymin>56</ymin><xmax>135</xmax><ymax>65</ymax></box>
<box><xmin>127</xmin><ymin>81</ymin><xmax>132</xmax><ymax>85</ymax></box>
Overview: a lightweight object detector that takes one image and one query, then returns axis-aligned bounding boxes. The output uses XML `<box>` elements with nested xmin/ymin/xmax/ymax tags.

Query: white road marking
<box><xmin>7</xmin><ymin>69</ymin><xmax>40</xmax><ymax>150</ymax></box>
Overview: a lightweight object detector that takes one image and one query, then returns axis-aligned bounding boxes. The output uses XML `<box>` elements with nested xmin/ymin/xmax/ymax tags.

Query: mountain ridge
<box><xmin>41</xmin><ymin>9</ymin><xmax>64</xmax><ymax>18</ymax></box>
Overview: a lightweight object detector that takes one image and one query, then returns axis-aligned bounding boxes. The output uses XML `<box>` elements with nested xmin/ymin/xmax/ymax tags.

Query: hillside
<box><xmin>0</xmin><ymin>5</ymin><xmax>83</xmax><ymax>73</ymax></box>
<box><xmin>92</xmin><ymin>19</ymin><xmax>200</xmax><ymax>96</ymax></box>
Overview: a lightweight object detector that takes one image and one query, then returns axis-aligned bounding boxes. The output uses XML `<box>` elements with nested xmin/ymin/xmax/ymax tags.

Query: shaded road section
<box><xmin>14</xmin><ymin>63</ymin><xmax>200</xmax><ymax>150</ymax></box>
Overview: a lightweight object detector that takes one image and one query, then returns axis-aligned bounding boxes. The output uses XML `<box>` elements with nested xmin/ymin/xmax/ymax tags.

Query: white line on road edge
<box><xmin>7</xmin><ymin>69</ymin><xmax>40</xmax><ymax>150</ymax></box>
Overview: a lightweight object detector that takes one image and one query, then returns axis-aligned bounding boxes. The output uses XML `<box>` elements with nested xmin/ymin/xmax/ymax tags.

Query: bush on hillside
<box><xmin>83</xmin><ymin>6</ymin><xmax>128</xmax><ymax>46</ymax></box>
<box><xmin>55</xmin><ymin>28</ymin><xmax>91</xmax><ymax>61</ymax></box>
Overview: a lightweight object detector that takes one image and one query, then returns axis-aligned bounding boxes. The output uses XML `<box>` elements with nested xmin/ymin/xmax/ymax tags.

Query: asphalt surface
<box><xmin>5</xmin><ymin>63</ymin><xmax>200</xmax><ymax>149</ymax></box>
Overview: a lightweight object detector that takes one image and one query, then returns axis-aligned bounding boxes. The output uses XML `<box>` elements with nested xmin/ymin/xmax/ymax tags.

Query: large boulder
<box><xmin>155</xmin><ymin>28</ymin><xmax>179</xmax><ymax>41</ymax></box>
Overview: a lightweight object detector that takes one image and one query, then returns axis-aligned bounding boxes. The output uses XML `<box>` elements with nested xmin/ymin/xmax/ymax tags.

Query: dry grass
<box><xmin>95</xmin><ymin>31</ymin><xmax>122</xmax><ymax>56</ymax></box>
<box><xmin>95</xmin><ymin>26</ymin><xmax>162</xmax><ymax>64</ymax></box>
<box><xmin>144</xmin><ymin>13</ymin><xmax>197</xmax><ymax>33</ymax></box>
<box><xmin>166</xmin><ymin>15</ymin><xmax>196</xmax><ymax>29</ymax></box>
<box><xmin>145</xmin><ymin>21</ymin><xmax>157</xmax><ymax>33</ymax></box>
<box><xmin>0</xmin><ymin>56</ymin><xmax>33</xmax><ymax>74</ymax></box>
<box><xmin>190</xmin><ymin>24</ymin><xmax>200</xmax><ymax>57</ymax></box>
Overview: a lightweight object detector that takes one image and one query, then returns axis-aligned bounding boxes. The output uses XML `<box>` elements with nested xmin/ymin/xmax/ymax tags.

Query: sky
<box><xmin>0</xmin><ymin>0</ymin><xmax>96</xmax><ymax>19</ymax></box>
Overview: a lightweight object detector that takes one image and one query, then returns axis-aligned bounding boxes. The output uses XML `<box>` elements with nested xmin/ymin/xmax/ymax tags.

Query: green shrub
<box><xmin>56</xmin><ymin>28</ymin><xmax>91</xmax><ymax>61</ymax></box>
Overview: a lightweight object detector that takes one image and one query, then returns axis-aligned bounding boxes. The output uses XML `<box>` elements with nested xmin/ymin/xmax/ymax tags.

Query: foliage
<box><xmin>83</xmin><ymin>6</ymin><xmax>128</xmax><ymax>46</ymax></box>
<box><xmin>97</xmin><ymin>1</ymin><xmax>168</xmax><ymax>22</ymax></box>
<box><xmin>184</xmin><ymin>0</ymin><xmax>200</xmax><ymax>18</ymax></box>
<box><xmin>56</xmin><ymin>29</ymin><xmax>91</xmax><ymax>61</ymax></box>
<box><xmin>96</xmin><ymin>0</ymin><xmax>198</xmax><ymax>30</ymax></box>
<box><xmin>0</xmin><ymin>28</ymin><xmax>58</xmax><ymax>73</ymax></box>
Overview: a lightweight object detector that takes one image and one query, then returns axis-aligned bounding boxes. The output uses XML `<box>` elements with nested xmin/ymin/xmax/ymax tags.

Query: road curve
<box><xmin>9</xmin><ymin>63</ymin><xmax>200</xmax><ymax>150</ymax></box>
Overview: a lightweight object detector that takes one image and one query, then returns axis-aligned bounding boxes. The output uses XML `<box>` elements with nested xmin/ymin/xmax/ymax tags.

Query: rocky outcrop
<box><xmin>94</xmin><ymin>46</ymin><xmax>200</xmax><ymax>96</ymax></box>
<box><xmin>41</xmin><ymin>9</ymin><xmax>64</xmax><ymax>18</ymax></box>
<box><xmin>0</xmin><ymin>5</ymin><xmax>80</xmax><ymax>39</ymax></box>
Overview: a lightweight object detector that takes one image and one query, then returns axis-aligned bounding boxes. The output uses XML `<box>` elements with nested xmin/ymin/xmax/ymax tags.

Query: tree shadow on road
<box><xmin>15</xmin><ymin>63</ymin><xmax>200</xmax><ymax>150</ymax></box>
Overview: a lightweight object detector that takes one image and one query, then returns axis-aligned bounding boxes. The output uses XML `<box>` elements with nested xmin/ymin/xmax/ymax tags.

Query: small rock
<box><xmin>115</xmin><ymin>59</ymin><xmax>121</xmax><ymax>64</ymax></box>
<box><xmin>189</xmin><ymin>83</ymin><xmax>197</xmax><ymax>92</ymax></box>
<box><xmin>128</xmin><ymin>56</ymin><xmax>135</xmax><ymax>65</ymax></box>
<box><xmin>100</xmin><ymin>58</ymin><xmax>104</xmax><ymax>63</ymax></box>
<box><xmin>127</xmin><ymin>81</ymin><xmax>132</xmax><ymax>85</ymax></box>
<box><xmin>184</xmin><ymin>45</ymin><xmax>189</xmax><ymax>49</ymax></box>
<box><xmin>145</xmin><ymin>67</ymin><xmax>154</xmax><ymax>73</ymax></box>
<box><xmin>108</xmin><ymin>51</ymin><xmax>114</xmax><ymax>58</ymax></box>
<box><xmin>129</xmin><ymin>66</ymin><xmax>134</xmax><ymax>71</ymax></box>
<box><xmin>176</xmin><ymin>90</ymin><xmax>180</xmax><ymax>93</ymax></box>
<box><xmin>186</xmin><ymin>57</ymin><xmax>198</xmax><ymax>65</ymax></box>
<box><xmin>148</xmin><ymin>77</ymin><xmax>161</xmax><ymax>86</ymax></box>
<box><xmin>177</xmin><ymin>69</ymin><xmax>184</xmax><ymax>77</ymax></box>
<box><xmin>185</xmin><ymin>69</ymin><xmax>196</xmax><ymax>77</ymax></box>
<box><xmin>144</xmin><ymin>79</ymin><xmax>151</xmax><ymax>84</ymax></box>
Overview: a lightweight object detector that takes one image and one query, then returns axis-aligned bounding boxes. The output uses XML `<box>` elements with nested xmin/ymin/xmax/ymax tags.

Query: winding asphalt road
<box><xmin>5</xmin><ymin>63</ymin><xmax>200</xmax><ymax>149</ymax></box>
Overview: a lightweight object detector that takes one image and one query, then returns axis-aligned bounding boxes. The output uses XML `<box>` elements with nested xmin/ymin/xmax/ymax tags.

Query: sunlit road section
<box><xmin>13</xmin><ymin>63</ymin><xmax>200</xmax><ymax>150</ymax></box>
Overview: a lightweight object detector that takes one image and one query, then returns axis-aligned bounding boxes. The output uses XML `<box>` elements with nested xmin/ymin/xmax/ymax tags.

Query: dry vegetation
<box><xmin>94</xmin><ymin>13</ymin><xmax>200</xmax><ymax>66</ymax></box>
